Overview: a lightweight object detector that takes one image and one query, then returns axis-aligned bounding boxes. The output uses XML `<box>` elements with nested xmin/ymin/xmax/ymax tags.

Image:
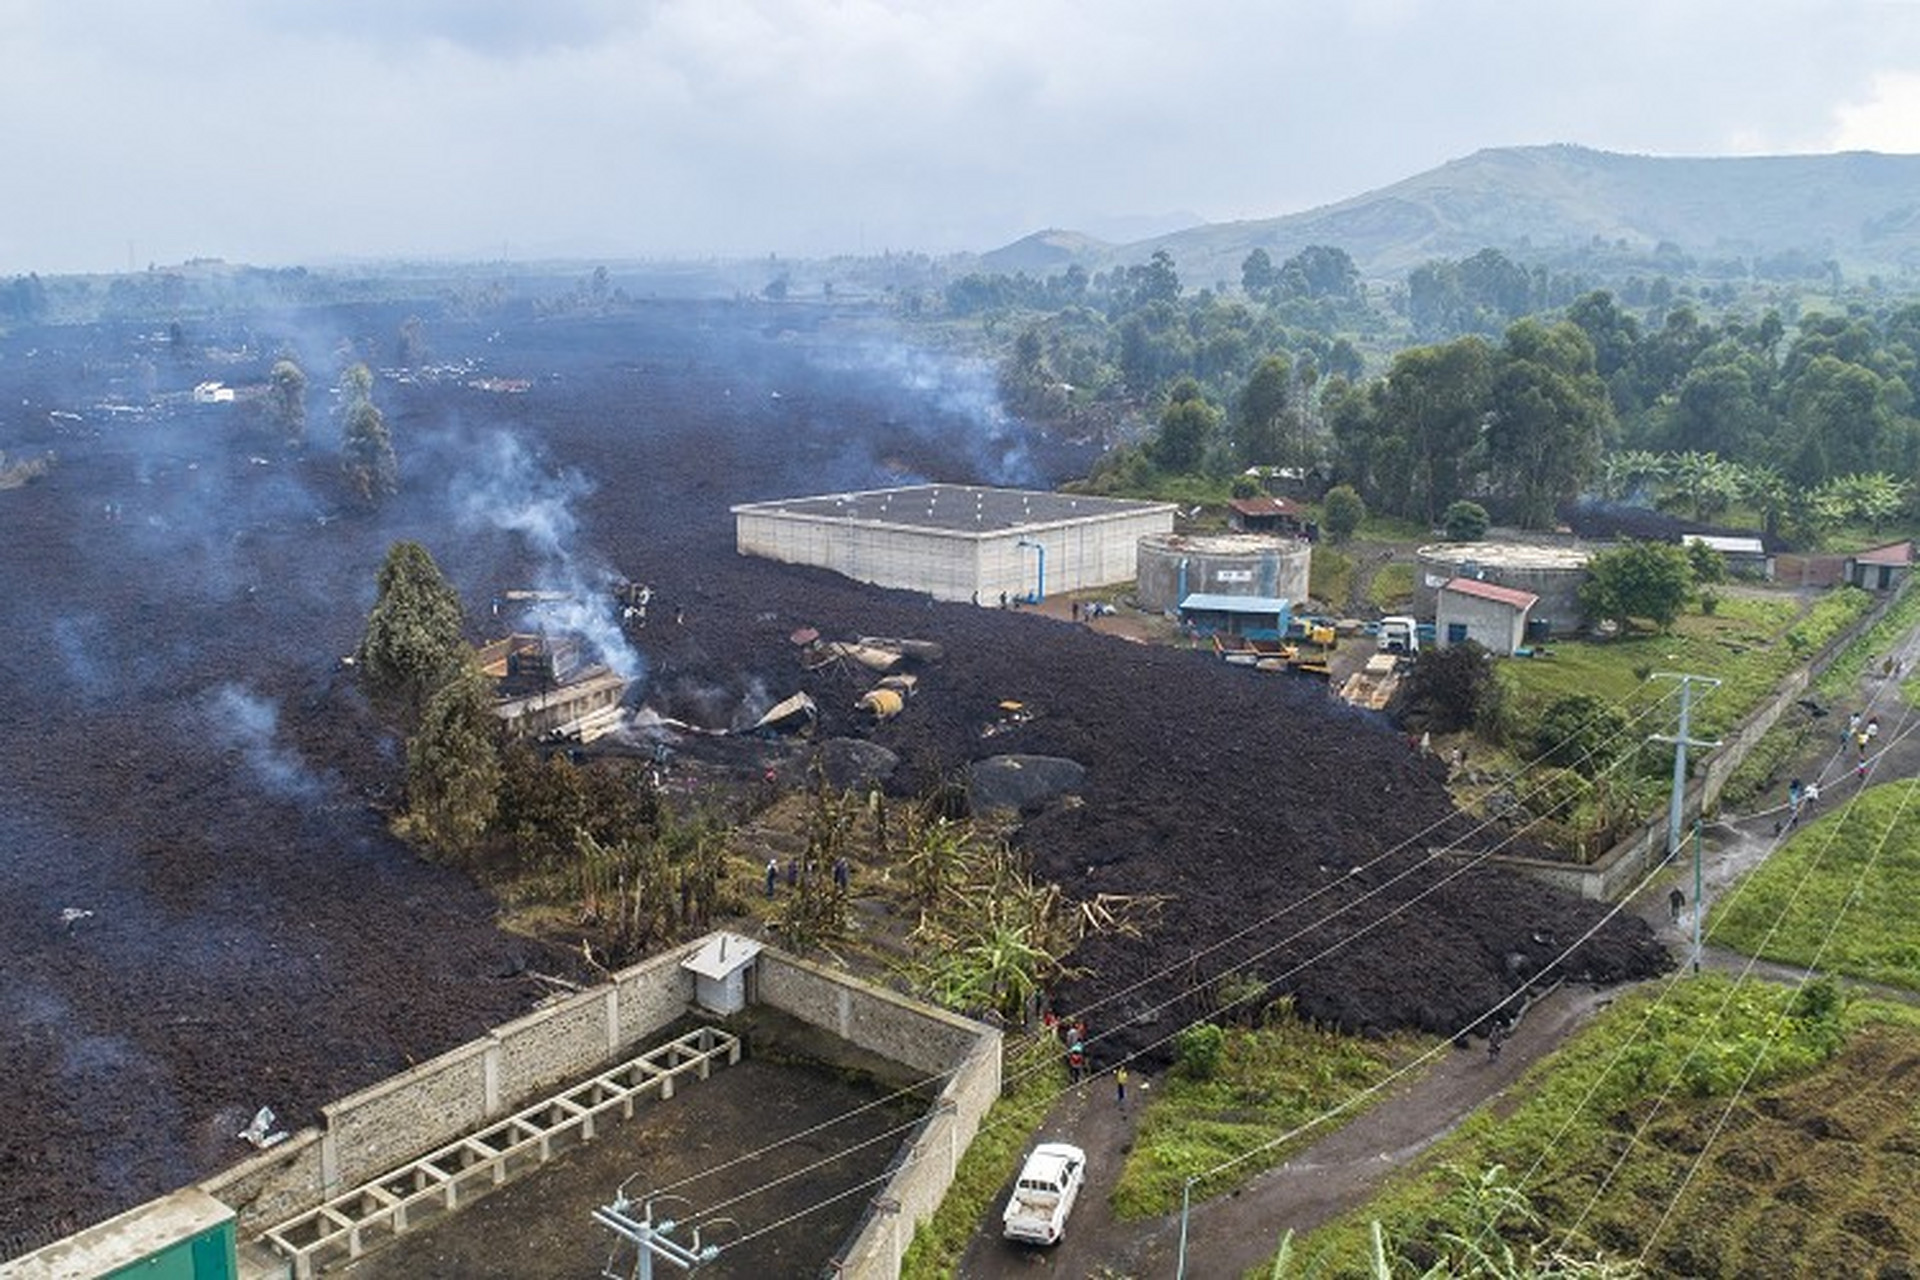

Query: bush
<box><xmin>1441</xmin><ymin>500</ymin><xmax>1490</xmax><ymax>542</ymax></box>
<box><xmin>1533</xmin><ymin>693</ymin><xmax>1628</xmax><ymax>768</ymax></box>
<box><xmin>1175</xmin><ymin>1023</ymin><xmax>1227</xmax><ymax>1080</ymax></box>
<box><xmin>1322</xmin><ymin>485</ymin><xmax>1366</xmax><ymax>543</ymax></box>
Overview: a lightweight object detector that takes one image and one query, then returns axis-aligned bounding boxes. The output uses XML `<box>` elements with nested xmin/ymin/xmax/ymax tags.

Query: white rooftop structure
<box><xmin>682</xmin><ymin>932</ymin><xmax>763</xmax><ymax>1015</ymax></box>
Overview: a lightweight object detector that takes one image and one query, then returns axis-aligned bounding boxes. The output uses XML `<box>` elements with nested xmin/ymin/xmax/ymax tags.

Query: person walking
<box><xmin>1115</xmin><ymin>1065</ymin><xmax>1130</xmax><ymax>1108</ymax></box>
<box><xmin>1669</xmin><ymin>886</ymin><xmax>1686</xmax><ymax>922</ymax></box>
<box><xmin>1804</xmin><ymin>781</ymin><xmax>1820</xmax><ymax>813</ymax></box>
<box><xmin>765</xmin><ymin>859</ymin><xmax>778</xmax><ymax>898</ymax></box>
<box><xmin>1487</xmin><ymin>1021</ymin><xmax>1506</xmax><ymax>1062</ymax></box>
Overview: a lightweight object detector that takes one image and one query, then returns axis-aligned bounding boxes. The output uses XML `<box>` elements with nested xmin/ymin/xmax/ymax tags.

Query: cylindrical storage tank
<box><xmin>1414</xmin><ymin>542</ymin><xmax>1597</xmax><ymax>635</ymax></box>
<box><xmin>1135</xmin><ymin>533</ymin><xmax>1312</xmax><ymax>614</ymax></box>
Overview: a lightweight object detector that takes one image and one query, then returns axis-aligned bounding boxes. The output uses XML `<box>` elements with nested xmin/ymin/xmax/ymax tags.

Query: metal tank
<box><xmin>1413</xmin><ymin>541</ymin><xmax>1596</xmax><ymax>635</ymax></box>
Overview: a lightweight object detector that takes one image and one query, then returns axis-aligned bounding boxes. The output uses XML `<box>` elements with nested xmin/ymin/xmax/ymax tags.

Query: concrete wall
<box><xmin>749</xmin><ymin>954</ymin><xmax>1002</xmax><ymax>1280</ymax></box>
<box><xmin>1489</xmin><ymin>585</ymin><xmax>1898</xmax><ymax>900</ymax></box>
<box><xmin>1135</xmin><ymin>535</ymin><xmax>1312</xmax><ymax>614</ymax></box>
<box><xmin>1435</xmin><ymin>591</ymin><xmax>1527</xmax><ymax>655</ymax></box>
<box><xmin>1415</xmin><ymin>546</ymin><xmax>1590</xmax><ymax>633</ymax></box>
<box><xmin>201</xmin><ymin>946</ymin><xmax>695</xmax><ymax>1234</ymax></box>
<box><xmin>736</xmin><ymin>506</ymin><xmax>1173</xmax><ymax>603</ymax></box>
<box><xmin>737</xmin><ymin>511</ymin><xmax>982</xmax><ymax>601</ymax></box>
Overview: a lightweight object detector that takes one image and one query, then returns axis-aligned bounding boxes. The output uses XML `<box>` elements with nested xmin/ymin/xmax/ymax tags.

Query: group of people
<box><xmin>763</xmin><ymin>855</ymin><xmax>852</xmax><ymax>898</ymax></box>
<box><xmin>1041</xmin><ymin>1010</ymin><xmax>1134</xmax><ymax>1106</ymax></box>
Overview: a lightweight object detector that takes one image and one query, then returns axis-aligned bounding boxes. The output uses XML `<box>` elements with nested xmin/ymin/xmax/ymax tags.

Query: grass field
<box><xmin>1110</xmin><ymin>1013</ymin><xmax>1431</xmax><ymax>1219</ymax></box>
<box><xmin>1280</xmin><ymin>978</ymin><xmax>1920</xmax><ymax>1278</ymax></box>
<box><xmin>1710</xmin><ymin>779</ymin><xmax>1920</xmax><ymax>992</ymax></box>
<box><xmin>1499</xmin><ymin>590</ymin><xmax>1870</xmax><ymax>744</ymax></box>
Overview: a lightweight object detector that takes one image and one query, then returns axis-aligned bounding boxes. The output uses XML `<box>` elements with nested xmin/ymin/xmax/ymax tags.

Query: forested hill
<box><xmin>986</xmin><ymin>145</ymin><xmax>1920</xmax><ymax>284</ymax></box>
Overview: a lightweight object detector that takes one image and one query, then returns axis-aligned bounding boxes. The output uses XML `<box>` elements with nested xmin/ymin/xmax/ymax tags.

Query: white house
<box><xmin>1436</xmin><ymin>577</ymin><xmax>1539</xmax><ymax>656</ymax></box>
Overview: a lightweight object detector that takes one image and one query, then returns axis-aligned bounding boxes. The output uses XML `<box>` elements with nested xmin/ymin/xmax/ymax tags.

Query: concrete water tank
<box><xmin>1135</xmin><ymin>532</ymin><xmax>1312</xmax><ymax>613</ymax></box>
<box><xmin>1414</xmin><ymin>541</ymin><xmax>1596</xmax><ymax>635</ymax></box>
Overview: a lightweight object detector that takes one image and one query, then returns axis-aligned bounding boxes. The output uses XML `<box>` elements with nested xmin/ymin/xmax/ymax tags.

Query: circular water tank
<box><xmin>1135</xmin><ymin>533</ymin><xmax>1312</xmax><ymax>613</ymax></box>
<box><xmin>1415</xmin><ymin>541</ymin><xmax>1596</xmax><ymax>634</ymax></box>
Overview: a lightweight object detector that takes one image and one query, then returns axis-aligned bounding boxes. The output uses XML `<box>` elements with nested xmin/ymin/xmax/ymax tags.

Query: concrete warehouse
<box><xmin>733</xmin><ymin>484</ymin><xmax>1175</xmax><ymax>603</ymax></box>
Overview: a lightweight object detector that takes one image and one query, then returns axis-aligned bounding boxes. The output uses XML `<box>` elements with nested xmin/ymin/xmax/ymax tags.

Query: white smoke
<box><xmin>448</xmin><ymin>432</ymin><xmax>646</xmax><ymax>683</ymax></box>
<box><xmin>207</xmin><ymin>683</ymin><xmax>330</xmax><ymax>802</ymax></box>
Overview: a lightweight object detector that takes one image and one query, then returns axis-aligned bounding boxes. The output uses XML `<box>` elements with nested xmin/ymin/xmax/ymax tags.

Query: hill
<box><xmin>991</xmin><ymin>145</ymin><xmax>1920</xmax><ymax>285</ymax></box>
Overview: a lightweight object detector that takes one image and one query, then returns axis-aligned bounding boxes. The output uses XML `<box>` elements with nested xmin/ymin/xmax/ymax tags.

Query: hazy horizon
<box><xmin>5</xmin><ymin>1</ymin><xmax>1920</xmax><ymax>275</ymax></box>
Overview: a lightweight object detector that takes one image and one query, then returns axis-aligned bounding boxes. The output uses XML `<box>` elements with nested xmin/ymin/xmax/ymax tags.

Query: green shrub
<box><xmin>1175</xmin><ymin>1023</ymin><xmax>1227</xmax><ymax>1080</ymax></box>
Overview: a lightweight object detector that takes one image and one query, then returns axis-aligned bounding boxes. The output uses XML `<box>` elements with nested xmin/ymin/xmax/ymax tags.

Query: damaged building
<box><xmin>478</xmin><ymin>633</ymin><xmax>630</xmax><ymax>741</ymax></box>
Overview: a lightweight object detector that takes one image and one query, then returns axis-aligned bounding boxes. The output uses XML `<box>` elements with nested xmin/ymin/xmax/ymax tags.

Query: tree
<box><xmin>400</xmin><ymin>658</ymin><xmax>502</xmax><ymax>857</ymax></box>
<box><xmin>266</xmin><ymin>358</ymin><xmax>307</xmax><ymax>448</ymax></box>
<box><xmin>395</xmin><ymin>315</ymin><xmax>427</xmax><ymax>367</ymax></box>
<box><xmin>1484</xmin><ymin>319</ymin><xmax>1611</xmax><ymax>529</ymax></box>
<box><xmin>1241</xmin><ymin>248</ymin><xmax>1278</xmax><ymax>297</ymax></box>
<box><xmin>1534</xmin><ymin>693</ymin><xmax>1628</xmax><ymax>768</ymax></box>
<box><xmin>1579</xmin><ymin>540</ymin><xmax>1694</xmax><ymax>632</ymax></box>
<box><xmin>339</xmin><ymin>363</ymin><xmax>397</xmax><ymax>503</ymax></box>
<box><xmin>1233</xmin><ymin>355</ymin><xmax>1294</xmax><ymax>466</ymax></box>
<box><xmin>1380</xmin><ymin>336</ymin><xmax>1493</xmax><ymax>522</ymax></box>
<box><xmin>1442</xmin><ymin>500</ymin><xmax>1490</xmax><ymax>542</ymax></box>
<box><xmin>1322</xmin><ymin>484</ymin><xmax>1366</xmax><ymax>542</ymax></box>
<box><xmin>1402</xmin><ymin>641</ymin><xmax>1501</xmax><ymax>734</ymax></box>
<box><xmin>1148</xmin><ymin>379</ymin><xmax>1218</xmax><ymax>472</ymax></box>
<box><xmin>360</xmin><ymin>541</ymin><xmax>468</xmax><ymax>725</ymax></box>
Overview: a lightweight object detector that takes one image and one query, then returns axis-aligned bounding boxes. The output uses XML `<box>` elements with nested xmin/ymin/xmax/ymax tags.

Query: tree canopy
<box><xmin>1579</xmin><ymin>540</ymin><xmax>1695</xmax><ymax>632</ymax></box>
<box><xmin>339</xmin><ymin>362</ymin><xmax>397</xmax><ymax>503</ymax></box>
<box><xmin>359</xmin><ymin>541</ymin><xmax>468</xmax><ymax>724</ymax></box>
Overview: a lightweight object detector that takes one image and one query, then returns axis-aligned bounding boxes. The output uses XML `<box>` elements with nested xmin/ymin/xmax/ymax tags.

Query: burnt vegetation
<box><xmin>0</xmin><ymin>293</ymin><xmax>1664</xmax><ymax>1247</ymax></box>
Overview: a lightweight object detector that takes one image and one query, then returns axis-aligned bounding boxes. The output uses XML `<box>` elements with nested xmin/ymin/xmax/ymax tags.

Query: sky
<box><xmin>4</xmin><ymin>0</ymin><xmax>1920</xmax><ymax>274</ymax></box>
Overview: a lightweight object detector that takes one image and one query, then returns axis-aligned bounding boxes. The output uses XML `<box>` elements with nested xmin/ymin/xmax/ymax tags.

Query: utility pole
<box><xmin>593</xmin><ymin>1194</ymin><xmax>721</xmax><ymax>1280</ymax></box>
<box><xmin>1650</xmin><ymin>673</ymin><xmax>1721</xmax><ymax>973</ymax></box>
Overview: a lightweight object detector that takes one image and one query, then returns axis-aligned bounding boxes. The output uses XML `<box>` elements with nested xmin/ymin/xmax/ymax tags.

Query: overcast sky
<box><xmin>5</xmin><ymin>0</ymin><xmax>1920</xmax><ymax>273</ymax></box>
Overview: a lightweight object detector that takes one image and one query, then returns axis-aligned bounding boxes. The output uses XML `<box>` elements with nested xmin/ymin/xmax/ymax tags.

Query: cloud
<box><xmin>1828</xmin><ymin>71</ymin><xmax>1920</xmax><ymax>153</ymax></box>
<box><xmin>2</xmin><ymin>0</ymin><xmax>1919</xmax><ymax>271</ymax></box>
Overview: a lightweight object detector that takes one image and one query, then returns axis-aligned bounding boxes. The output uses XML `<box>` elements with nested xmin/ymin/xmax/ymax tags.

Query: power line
<box><xmin>634</xmin><ymin>681</ymin><xmax>1681</xmax><ymax>1204</ymax></box>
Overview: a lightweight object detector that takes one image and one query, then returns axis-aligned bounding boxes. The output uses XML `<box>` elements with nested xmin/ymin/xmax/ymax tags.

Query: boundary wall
<box><xmin>1484</xmin><ymin>585</ymin><xmax>1901</xmax><ymax>900</ymax></box>
<box><xmin>755</xmin><ymin>951</ymin><xmax>1002</xmax><ymax>1280</ymax></box>
<box><xmin>201</xmin><ymin>944</ymin><xmax>694</xmax><ymax>1239</ymax></box>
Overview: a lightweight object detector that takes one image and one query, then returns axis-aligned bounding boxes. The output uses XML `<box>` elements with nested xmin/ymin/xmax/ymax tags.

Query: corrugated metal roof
<box><xmin>1227</xmin><ymin>496</ymin><xmax>1304</xmax><ymax>518</ymax></box>
<box><xmin>1853</xmin><ymin>541</ymin><xmax>1913</xmax><ymax>566</ymax></box>
<box><xmin>1178</xmin><ymin>593</ymin><xmax>1291</xmax><ymax>614</ymax></box>
<box><xmin>1441</xmin><ymin>577</ymin><xmax>1538</xmax><ymax>610</ymax></box>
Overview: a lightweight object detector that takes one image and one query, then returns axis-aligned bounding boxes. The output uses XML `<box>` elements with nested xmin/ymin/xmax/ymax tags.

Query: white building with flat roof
<box><xmin>733</xmin><ymin>484</ymin><xmax>1175</xmax><ymax>603</ymax></box>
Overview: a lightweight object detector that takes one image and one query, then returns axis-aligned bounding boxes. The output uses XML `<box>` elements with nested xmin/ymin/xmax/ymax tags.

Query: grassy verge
<box><xmin>1111</xmin><ymin>1014</ymin><xmax>1432</xmax><ymax>1219</ymax></box>
<box><xmin>1366</xmin><ymin>561</ymin><xmax>1415</xmax><ymax>613</ymax></box>
<box><xmin>1709</xmin><ymin>779</ymin><xmax>1920</xmax><ymax>991</ymax></box>
<box><xmin>1722</xmin><ymin>579</ymin><xmax>1916</xmax><ymax>807</ymax></box>
<box><xmin>1310</xmin><ymin>546</ymin><xmax>1354</xmax><ymax>610</ymax></box>
<box><xmin>1280</xmin><ymin>977</ymin><xmax>1916</xmax><ymax>1278</ymax></box>
<box><xmin>900</xmin><ymin>1036</ymin><xmax>1066</xmax><ymax>1279</ymax></box>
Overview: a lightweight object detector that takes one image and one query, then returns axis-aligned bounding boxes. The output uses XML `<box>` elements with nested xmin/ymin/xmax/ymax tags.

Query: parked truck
<box><xmin>1378</xmin><ymin>615</ymin><xmax>1420</xmax><ymax>656</ymax></box>
<box><xmin>1001</xmin><ymin>1142</ymin><xmax>1086</xmax><ymax>1245</ymax></box>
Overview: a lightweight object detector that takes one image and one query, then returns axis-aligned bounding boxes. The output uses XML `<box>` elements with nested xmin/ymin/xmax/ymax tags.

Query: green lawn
<box><xmin>1279</xmin><ymin>978</ymin><xmax>1916</xmax><ymax>1278</ymax></box>
<box><xmin>1709</xmin><ymin>779</ymin><xmax>1920</xmax><ymax>991</ymax></box>
<box><xmin>1500</xmin><ymin>589</ymin><xmax>1868</xmax><ymax>742</ymax></box>
<box><xmin>1111</xmin><ymin>1013</ymin><xmax>1431</xmax><ymax>1219</ymax></box>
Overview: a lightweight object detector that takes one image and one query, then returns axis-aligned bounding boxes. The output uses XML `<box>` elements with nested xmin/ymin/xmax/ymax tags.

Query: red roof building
<box><xmin>1436</xmin><ymin>576</ymin><xmax>1540</xmax><ymax>655</ymax></box>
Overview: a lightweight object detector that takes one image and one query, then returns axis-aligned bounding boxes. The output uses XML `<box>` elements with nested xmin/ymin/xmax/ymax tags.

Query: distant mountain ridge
<box><xmin>981</xmin><ymin>145</ymin><xmax>1920</xmax><ymax>284</ymax></box>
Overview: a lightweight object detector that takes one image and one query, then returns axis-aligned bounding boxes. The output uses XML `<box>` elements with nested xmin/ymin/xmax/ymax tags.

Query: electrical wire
<box><xmin>688</xmin><ymin>712</ymin><xmax>1668</xmax><ymax>1245</ymax></box>
<box><xmin>631</xmin><ymin>677</ymin><xmax>1681</xmax><ymax>1204</ymax></box>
